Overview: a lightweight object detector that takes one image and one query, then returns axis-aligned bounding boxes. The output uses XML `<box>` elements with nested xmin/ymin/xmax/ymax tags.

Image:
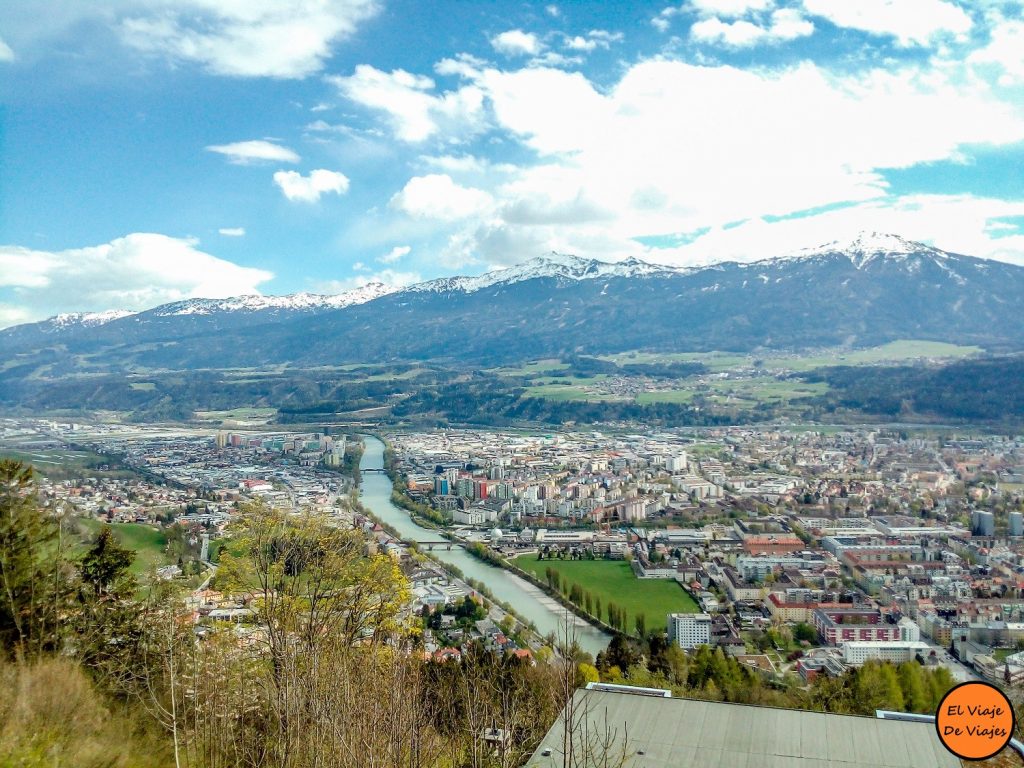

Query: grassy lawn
<box><xmin>492</xmin><ymin>359</ymin><xmax>570</xmax><ymax>376</ymax></box>
<box><xmin>522</xmin><ymin>384</ymin><xmax>618</xmax><ymax>401</ymax></box>
<box><xmin>517</xmin><ymin>558</ymin><xmax>699</xmax><ymax>632</ymax></box>
<box><xmin>601</xmin><ymin>340</ymin><xmax>982</xmax><ymax>375</ymax></box>
<box><xmin>636</xmin><ymin>378</ymin><xmax>827</xmax><ymax>407</ymax></box>
<box><xmin>193</xmin><ymin>407</ymin><xmax>278</xmax><ymax>421</ymax></box>
<box><xmin>636</xmin><ymin>389</ymin><xmax>696</xmax><ymax>405</ymax></box>
<box><xmin>0</xmin><ymin>448</ymin><xmax>138</xmax><ymax>480</ymax></box>
<box><xmin>78</xmin><ymin>519</ymin><xmax>169</xmax><ymax>576</ymax></box>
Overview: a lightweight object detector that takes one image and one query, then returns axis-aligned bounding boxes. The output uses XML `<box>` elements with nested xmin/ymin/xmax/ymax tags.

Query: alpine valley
<box><xmin>3</xmin><ymin>233</ymin><xmax>1023</xmax><ymax>426</ymax></box>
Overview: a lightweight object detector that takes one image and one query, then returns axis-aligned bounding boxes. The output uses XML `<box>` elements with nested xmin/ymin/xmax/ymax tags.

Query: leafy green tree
<box><xmin>793</xmin><ymin>622</ymin><xmax>817</xmax><ymax>643</ymax></box>
<box><xmin>896</xmin><ymin>662</ymin><xmax>928</xmax><ymax>713</ymax></box>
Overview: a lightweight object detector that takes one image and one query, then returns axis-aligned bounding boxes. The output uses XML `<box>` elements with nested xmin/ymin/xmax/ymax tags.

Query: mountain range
<box><xmin>3</xmin><ymin>233</ymin><xmax>1023</xmax><ymax>377</ymax></box>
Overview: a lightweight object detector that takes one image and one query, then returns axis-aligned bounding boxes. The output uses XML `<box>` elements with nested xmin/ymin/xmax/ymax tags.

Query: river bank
<box><xmin>356</xmin><ymin>434</ymin><xmax>611</xmax><ymax>655</ymax></box>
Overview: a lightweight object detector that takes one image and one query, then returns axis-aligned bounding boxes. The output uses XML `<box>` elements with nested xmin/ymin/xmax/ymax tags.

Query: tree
<box><xmin>80</xmin><ymin>526</ymin><xmax>135</xmax><ymax>599</ymax></box>
<box><xmin>75</xmin><ymin>525</ymin><xmax>139</xmax><ymax>670</ymax></box>
<box><xmin>634</xmin><ymin>613</ymin><xmax>647</xmax><ymax>639</ymax></box>
<box><xmin>0</xmin><ymin>460</ymin><xmax>72</xmax><ymax>658</ymax></box>
<box><xmin>793</xmin><ymin>622</ymin><xmax>816</xmax><ymax>643</ymax></box>
<box><xmin>897</xmin><ymin>662</ymin><xmax>928</xmax><ymax>713</ymax></box>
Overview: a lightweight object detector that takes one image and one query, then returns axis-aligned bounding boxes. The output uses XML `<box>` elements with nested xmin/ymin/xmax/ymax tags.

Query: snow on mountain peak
<box><xmin>49</xmin><ymin>310</ymin><xmax>133</xmax><ymax>329</ymax></box>
<box><xmin>152</xmin><ymin>281</ymin><xmax>398</xmax><ymax>316</ymax></box>
<box><xmin>790</xmin><ymin>231</ymin><xmax>947</xmax><ymax>269</ymax></box>
<box><xmin>411</xmin><ymin>252</ymin><xmax>679</xmax><ymax>293</ymax></box>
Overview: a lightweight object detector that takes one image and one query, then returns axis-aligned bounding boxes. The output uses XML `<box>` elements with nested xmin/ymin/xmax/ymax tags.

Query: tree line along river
<box><xmin>357</xmin><ymin>435</ymin><xmax>611</xmax><ymax>655</ymax></box>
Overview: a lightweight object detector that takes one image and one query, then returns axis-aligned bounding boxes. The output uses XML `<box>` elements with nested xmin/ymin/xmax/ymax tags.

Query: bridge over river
<box><xmin>357</xmin><ymin>435</ymin><xmax>610</xmax><ymax>655</ymax></box>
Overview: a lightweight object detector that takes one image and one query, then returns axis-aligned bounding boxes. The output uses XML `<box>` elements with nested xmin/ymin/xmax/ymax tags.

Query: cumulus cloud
<box><xmin>117</xmin><ymin>0</ymin><xmax>380</xmax><ymax>78</ymax></box>
<box><xmin>969</xmin><ymin>18</ymin><xmax>1024</xmax><ymax>85</ymax></box>
<box><xmin>389</xmin><ymin>174</ymin><xmax>493</xmax><ymax>221</ymax></box>
<box><xmin>378</xmin><ymin>245</ymin><xmax>411</xmax><ymax>264</ymax></box>
<box><xmin>0</xmin><ymin>233</ymin><xmax>273</xmax><ymax>326</ymax></box>
<box><xmin>0</xmin><ymin>36</ymin><xmax>14</xmax><ymax>62</ymax></box>
<box><xmin>206</xmin><ymin>140</ymin><xmax>300</xmax><ymax>164</ymax></box>
<box><xmin>273</xmin><ymin>169</ymin><xmax>350</xmax><ymax>202</ymax></box>
<box><xmin>564</xmin><ymin>29</ymin><xmax>623</xmax><ymax>51</ymax></box>
<box><xmin>801</xmin><ymin>0</ymin><xmax>972</xmax><ymax>46</ymax></box>
<box><xmin>328</xmin><ymin>65</ymin><xmax>486</xmax><ymax>142</ymax></box>
<box><xmin>490</xmin><ymin>29</ymin><xmax>543</xmax><ymax>57</ymax></box>
<box><xmin>218</xmin><ymin>227</ymin><xmax>246</xmax><ymax>237</ymax></box>
<box><xmin>347</xmin><ymin>46</ymin><xmax>1024</xmax><ymax>269</ymax></box>
<box><xmin>692</xmin><ymin>8</ymin><xmax>814</xmax><ymax>46</ymax></box>
<box><xmin>653</xmin><ymin>0</ymin><xmax>772</xmax><ymax>31</ymax></box>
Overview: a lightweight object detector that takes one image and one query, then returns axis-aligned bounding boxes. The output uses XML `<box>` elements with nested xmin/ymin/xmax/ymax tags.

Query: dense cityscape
<box><xmin>6</xmin><ymin>0</ymin><xmax>1024</xmax><ymax>765</ymax></box>
<box><xmin>9</xmin><ymin>417</ymin><xmax>1024</xmax><ymax>690</ymax></box>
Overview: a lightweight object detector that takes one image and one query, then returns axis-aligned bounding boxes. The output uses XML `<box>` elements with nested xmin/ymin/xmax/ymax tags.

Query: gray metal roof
<box><xmin>523</xmin><ymin>690</ymin><xmax>962</xmax><ymax>768</ymax></box>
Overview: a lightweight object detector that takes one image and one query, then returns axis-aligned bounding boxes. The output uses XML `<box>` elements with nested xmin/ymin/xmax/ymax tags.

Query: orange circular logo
<box><xmin>935</xmin><ymin>681</ymin><xmax>1015</xmax><ymax>761</ymax></box>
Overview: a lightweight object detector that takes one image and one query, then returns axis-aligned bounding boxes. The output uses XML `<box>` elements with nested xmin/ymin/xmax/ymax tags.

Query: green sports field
<box><xmin>517</xmin><ymin>557</ymin><xmax>699</xmax><ymax>633</ymax></box>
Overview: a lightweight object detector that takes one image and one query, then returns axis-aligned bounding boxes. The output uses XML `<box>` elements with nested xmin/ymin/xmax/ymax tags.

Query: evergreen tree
<box><xmin>0</xmin><ymin>461</ymin><xmax>71</xmax><ymax>657</ymax></box>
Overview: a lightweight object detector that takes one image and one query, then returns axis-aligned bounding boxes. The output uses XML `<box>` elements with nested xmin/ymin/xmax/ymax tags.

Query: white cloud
<box><xmin>360</xmin><ymin>50</ymin><xmax>1024</xmax><ymax>269</ymax></box>
<box><xmin>653</xmin><ymin>0</ymin><xmax>772</xmax><ymax>30</ymax></box>
<box><xmin>691</xmin><ymin>0</ymin><xmax>774</xmax><ymax>17</ymax></box>
<box><xmin>273</xmin><ymin>169</ymin><xmax>350</xmax><ymax>202</ymax></box>
<box><xmin>546</xmin><ymin>5</ymin><xmax>560</xmax><ymax>17</ymax></box>
<box><xmin>378</xmin><ymin>245</ymin><xmax>411</xmax><ymax>264</ymax></box>
<box><xmin>218</xmin><ymin>227</ymin><xmax>246</xmax><ymax>237</ymax></box>
<box><xmin>802</xmin><ymin>0</ymin><xmax>972</xmax><ymax>46</ymax></box>
<box><xmin>329</xmin><ymin>65</ymin><xmax>486</xmax><ymax>142</ymax></box>
<box><xmin>692</xmin><ymin>8</ymin><xmax>813</xmax><ymax>46</ymax></box>
<box><xmin>0</xmin><ymin>233</ymin><xmax>273</xmax><ymax>326</ymax></box>
<box><xmin>417</xmin><ymin>154</ymin><xmax>488</xmax><ymax>173</ymax></box>
<box><xmin>969</xmin><ymin>18</ymin><xmax>1024</xmax><ymax>85</ymax></box>
<box><xmin>390</xmin><ymin>174</ymin><xmax>494</xmax><ymax>221</ymax></box>
<box><xmin>316</xmin><ymin>269</ymin><xmax>422</xmax><ymax>292</ymax></box>
<box><xmin>564</xmin><ymin>29</ymin><xmax>623</xmax><ymax>51</ymax></box>
<box><xmin>565</xmin><ymin>35</ymin><xmax>597</xmax><ymax>51</ymax></box>
<box><xmin>118</xmin><ymin>0</ymin><xmax>380</xmax><ymax>78</ymax></box>
<box><xmin>490</xmin><ymin>29</ymin><xmax>542</xmax><ymax>57</ymax></box>
<box><xmin>0</xmin><ymin>36</ymin><xmax>14</xmax><ymax>62</ymax></box>
<box><xmin>691</xmin><ymin>17</ymin><xmax>768</xmax><ymax>45</ymax></box>
<box><xmin>206</xmin><ymin>140</ymin><xmax>300</xmax><ymax>164</ymax></box>
<box><xmin>649</xmin><ymin>194</ymin><xmax>1024</xmax><ymax>267</ymax></box>
<box><xmin>768</xmin><ymin>8</ymin><xmax>815</xmax><ymax>40</ymax></box>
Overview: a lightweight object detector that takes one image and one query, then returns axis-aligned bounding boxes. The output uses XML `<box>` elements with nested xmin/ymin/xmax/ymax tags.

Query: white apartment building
<box><xmin>841</xmin><ymin>641</ymin><xmax>930</xmax><ymax>666</ymax></box>
<box><xmin>667</xmin><ymin>613</ymin><xmax>712</xmax><ymax>650</ymax></box>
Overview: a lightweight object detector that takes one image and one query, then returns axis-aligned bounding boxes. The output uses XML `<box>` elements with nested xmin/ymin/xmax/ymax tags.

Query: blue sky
<box><xmin>1</xmin><ymin>0</ymin><xmax>1024</xmax><ymax>326</ymax></box>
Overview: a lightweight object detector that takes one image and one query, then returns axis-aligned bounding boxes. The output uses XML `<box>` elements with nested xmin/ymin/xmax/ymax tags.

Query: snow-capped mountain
<box><xmin>150</xmin><ymin>282</ymin><xmax>397</xmax><ymax>316</ymax></box>
<box><xmin>411</xmin><ymin>252</ymin><xmax>682</xmax><ymax>293</ymax></box>
<box><xmin>3</xmin><ymin>233</ymin><xmax>1023</xmax><ymax>375</ymax></box>
<box><xmin>788</xmin><ymin>232</ymin><xmax>958</xmax><ymax>270</ymax></box>
<box><xmin>47</xmin><ymin>310</ymin><xmax>134</xmax><ymax>330</ymax></box>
